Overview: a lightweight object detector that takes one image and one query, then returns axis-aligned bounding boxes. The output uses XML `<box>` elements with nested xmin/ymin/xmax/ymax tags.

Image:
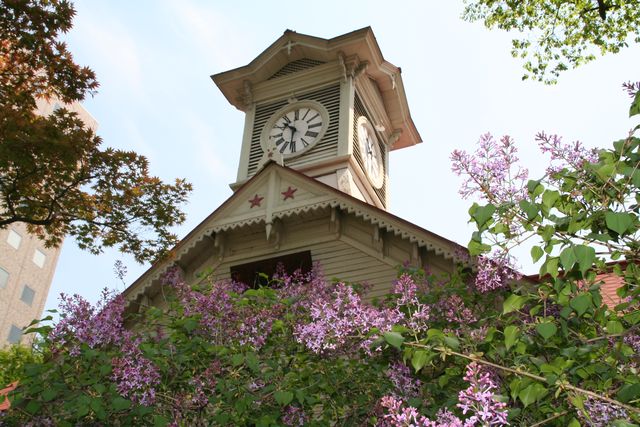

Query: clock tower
<box><xmin>124</xmin><ymin>28</ymin><xmax>465</xmax><ymax>312</ymax></box>
<box><xmin>212</xmin><ymin>27</ymin><xmax>421</xmax><ymax>210</ymax></box>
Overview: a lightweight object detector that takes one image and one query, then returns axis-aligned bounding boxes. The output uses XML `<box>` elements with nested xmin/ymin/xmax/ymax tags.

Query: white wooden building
<box><xmin>123</xmin><ymin>27</ymin><xmax>466</xmax><ymax>311</ymax></box>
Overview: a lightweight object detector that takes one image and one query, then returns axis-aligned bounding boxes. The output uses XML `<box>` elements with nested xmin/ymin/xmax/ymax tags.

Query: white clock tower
<box><xmin>212</xmin><ymin>27</ymin><xmax>421</xmax><ymax>210</ymax></box>
<box><xmin>124</xmin><ymin>28</ymin><xmax>465</xmax><ymax>311</ymax></box>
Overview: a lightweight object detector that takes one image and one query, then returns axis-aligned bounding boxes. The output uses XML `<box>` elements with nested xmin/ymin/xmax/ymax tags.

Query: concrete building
<box><xmin>0</xmin><ymin>100</ymin><xmax>97</xmax><ymax>347</ymax></box>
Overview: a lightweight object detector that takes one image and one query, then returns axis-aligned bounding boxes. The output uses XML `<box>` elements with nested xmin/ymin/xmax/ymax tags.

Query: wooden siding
<box><xmin>182</xmin><ymin>209</ymin><xmax>437</xmax><ymax>299</ymax></box>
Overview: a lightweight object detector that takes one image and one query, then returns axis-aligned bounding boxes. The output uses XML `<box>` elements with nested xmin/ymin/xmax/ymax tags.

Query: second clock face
<box><xmin>357</xmin><ymin>117</ymin><xmax>384</xmax><ymax>189</ymax></box>
<box><xmin>268</xmin><ymin>105</ymin><xmax>325</xmax><ymax>156</ymax></box>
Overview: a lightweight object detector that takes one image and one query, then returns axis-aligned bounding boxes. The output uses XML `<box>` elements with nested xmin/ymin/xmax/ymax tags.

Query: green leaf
<box><xmin>471</xmin><ymin>203</ymin><xmax>496</xmax><ymax>229</ymax></box>
<box><xmin>245</xmin><ymin>352</ymin><xmax>260</xmax><ymax>373</ymax></box>
<box><xmin>518</xmin><ymin>383</ymin><xmax>547</xmax><ymax>407</ymax></box>
<box><xmin>274</xmin><ymin>391</ymin><xmax>294</xmax><ymax>406</ymax></box>
<box><xmin>411</xmin><ymin>350</ymin><xmax>429</xmax><ymax>372</ymax></box>
<box><xmin>154</xmin><ymin>415</ymin><xmax>171</xmax><ymax>427</ymax></box>
<box><xmin>570</xmin><ymin>294</ymin><xmax>592</xmax><ymax>316</ymax></box>
<box><xmin>630</xmin><ymin>90</ymin><xmax>640</xmax><ymax>117</ymax></box>
<box><xmin>504</xmin><ymin>325</ymin><xmax>520</xmax><ymax>350</ymax></box>
<box><xmin>443</xmin><ymin>336</ymin><xmax>460</xmax><ymax>350</ymax></box>
<box><xmin>573</xmin><ymin>245</ymin><xmax>595</xmax><ymax>276</ymax></box>
<box><xmin>542</xmin><ymin>190</ymin><xmax>560</xmax><ymax>208</ymax></box>
<box><xmin>611</xmin><ymin>420</ymin><xmax>639</xmax><ymax>427</ymax></box>
<box><xmin>468</xmin><ymin>239</ymin><xmax>492</xmax><ymax>256</ymax></box>
<box><xmin>503</xmin><ymin>294</ymin><xmax>528</xmax><ymax>314</ymax></box>
<box><xmin>383</xmin><ymin>331</ymin><xmax>405</xmax><ymax>349</ymax></box>
<box><xmin>617</xmin><ymin>383</ymin><xmax>640</xmax><ymax>403</ymax></box>
<box><xmin>42</xmin><ymin>388</ymin><xmax>58</xmax><ymax>402</ymax></box>
<box><xmin>527</xmin><ymin>179</ymin><xmax>544</xmax><ymax>197</ymax></box>
<box><xmin>606</xmin><ymin>212</ymin><xmax>634</xmax><ymax>236</ymax></box>
<box><xmin>231</xmin><ymin>353</ymin><xmax>244</xmax><ymax>367</ymax></box>
<box><xmin>112</xmin><ymin>397</ymin><xmax>131</xmax><ymax>411</ymax></box>
<box><xmin>536</xmin><ymin>322</ymin><xmax>557</xmax><ymax>341</ymax></box>
<box><xmin>519</xmin><ymin>200</ymin><xmax>539</xmax><ymax>221</ymax></box>
<box><xmin>559</xmin><ymin>247</ymin><xmax>577</xmax><ymax>271</ymax></box>
<box><xmin>531</xmin><ymin>246</ymin><xmax>544</xmax><ymax>263</ymax></box>
<box><xmin>606</xmin><ymin>320</ymin><xmax>624</xmax><ymax>334</ymax></box>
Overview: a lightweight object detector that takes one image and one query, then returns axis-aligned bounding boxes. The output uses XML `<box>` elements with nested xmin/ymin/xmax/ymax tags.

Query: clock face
<box><xmin>266</xmin><ymin>103</ymin><xmax>326</xmax><ymax>157</ymax></box>
<box><xmin>357</xmin><ymin>117</ymin><xmax>384</xmax><ymax>189</ymax></box>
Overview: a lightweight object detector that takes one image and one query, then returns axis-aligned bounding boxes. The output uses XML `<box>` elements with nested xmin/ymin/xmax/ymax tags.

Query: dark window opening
<box><xmin>230</xmin><ymin>251</ymin><xmax>312</xmax><ymax>288</ymax></box>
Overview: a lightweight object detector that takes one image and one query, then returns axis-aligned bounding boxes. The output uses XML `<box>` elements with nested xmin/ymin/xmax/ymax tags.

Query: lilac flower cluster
<box><xmin>111</xmin><ymin>337</ymin><xmax>161</xmax><ymax>406</ymax></box>
<box><xmin>579</xmin><ymin>397</ymin><xmax>629</xmax><ymax>426</ymax></box>
<box><xmin>49</xmin><ymin>288</ymin><xmax>162</xmax><ymax>406</ymax></box>
<box><xmin>186</xmin><ymin>360</ymin><xmax>220</xmax><ymax>409</ymax></box>
<box><xmin>393</xmin><ymin>274</ymin><xmax>431</xmax><ymax>332</ymax></box>
<box><xmin>436</xmin><ymin>295</ymin><xmax>477</xmax><ymax>324</ymax></box>
<box><xmin>171</xmin><ymin>276</ymin><xmax>283</xmax><ymax>349</ymax></box>
<box><xmin>451</xmin><ymin>133</ymin><xmax>529</xmax><ymax>203</ymax></box>
<box><xmin>281</xmin><ymin>405</ymin><xmax>308</xmax><ymax>426</ymax></box>
<box><xmin>624</xmin><ymin>331</ymin><xmax>640</xmax><ymax>353</ymax></box>
<box><xmin>378</xmin><ymin>362</ymin><xmax>507</xmax><ymax>426</ymax></box>
<box><xmin>474</xmin><ymin>253</ymin><xmax>521</xmax><ymax>293</ymax></box>
<box><xmin>49</xmin><ymin>289</ymin><xmax>126</xmax><ymax>354</ymax></box>
<box><xmin>622</xmin><ymin>81</ymin><xmax>640</xmax><ymax>98</ymax></box>
<box><xmin>386</xmin><ymin>361</ymin><xmax>422</xmax><ymax>400</ymax></box>
<box><xmin>378</xmin><ymin>395</ymin><xmax>433</xmax><ymax>426</ymax></box>
<box><xmin>536</xmin><ymin>131</ymin><xmax>599</xmax><ymax>177</ymax></box>
<box><xmin>295</xmin><ymin>283</ymin><xmax>403</xmax><ymax>354</ymax></box>
<box><xmin>457</xmin><ymin>362</ymin><xmax>507</xmax><ymax>426</ymax></box>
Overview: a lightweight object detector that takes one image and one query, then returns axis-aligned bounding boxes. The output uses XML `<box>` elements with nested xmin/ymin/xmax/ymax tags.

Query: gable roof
<box><xmin>211</xmin><ymin>27</ymin><xmax>421</xmax><ymax>150</ymax></box>
<box><xmin>123</xmin><ymin>162</ymin><xmax>466</xmax><ymax>304</ymax></box>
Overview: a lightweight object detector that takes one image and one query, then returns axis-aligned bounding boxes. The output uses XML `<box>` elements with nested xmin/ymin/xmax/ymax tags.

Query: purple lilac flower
<box><xmin>437</xmin><ymin>295</ymin><xmax>477</xmax><ymax>324</ymax></box>
<box><xmin>111</xmin><ymin>337</ymin><xmax>161</xmax><ymax>406</ymax></box>
<box><xmin>393</xmin><ymin>274</ymin><xmax>432</xmax><ymax>332</ymax></box>
<box><xmin>377</xmin><ymin>362</ymin><xmax>507</xmax><ymax>426</ymax></box>
<box><xmin>386</xmin><ymin>361</ymin><xmax>422</xmax><ymax>400</ymax></box>
<box><xmin>170</xmin><ymin>275</ymin><xmax>282</xmax><ymax>350</ymax></box>
<box><xmin>457</xmin><ymin>362</ymin><xmax>508</xmax><ymax>426</ymax></box>
<box><xmin>187</xmin><ymin>360</ymin><xmax>220</xmax><ymax>409</ymax></box>
<box><xmin>579</xmin><ymin>397</ymin><xmax>629</xmax><ymax>426</ymax></box>
<box><xmin>378</xmin><ymin>395</ymin><xmax>432</xmax><ymax>426</ymax></box>
<box><xmin>536</xmin><ymin>131</ymin><xmax>599</xmax><ymax>176</ymax></box>
<box><xmin>623</xmin><ymin>332</ymin><xmax>640</xmax><ymax>354</ymax></box>
<box><xmin>451</xmin><ymin>133</ymin><xmax>529</xmax><ymax>204</ymax></box>
<box><xmin>295</xmin><ymin>283</ymin><xmax>403</xmax><ymax>354</ymax></box>
<box><xmin>622</xmin><ymin>81</ymin><xmax>640</xmax><ymax>98</ymax></box>
<box><xmin>474</xmin><ymin>253</ymin><xmax>521</xmax><ymax>293</ymax></box>
<box><xmin>49</xmin><ymin>289</ymin><xmax>126</xmax><ymax>353</ymax></box>
<box><xmin>281</xmin><ymin>405</ymin><xmax>308</xmax><ymax>426</ymax></box>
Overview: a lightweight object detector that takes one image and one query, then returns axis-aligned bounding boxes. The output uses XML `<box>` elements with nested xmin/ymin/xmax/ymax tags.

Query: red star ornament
<box><xmin>248</xmin><ymin>194</ymin><xmax>264</xmax><ymax>208</ymax></box>
<box><xmin>281</xmin><ymin>186</ymin><xmax>297</xmax><ymax>200</ymax></box>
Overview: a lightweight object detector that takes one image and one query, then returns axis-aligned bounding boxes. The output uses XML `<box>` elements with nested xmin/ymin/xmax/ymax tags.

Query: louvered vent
<box><xmin>248</xmin><ymin>84</ymin><xmax>340</xmax><ymax>176</ymax></box>
<box><xmin>268</xmin><ymin>58</ymin><xmax>326</xmax><ymax>80</ymax></box>
<box><xmin>353</xmin><ymin>94</ymin><xmax>387</xmax><ymax>206</ymax></box>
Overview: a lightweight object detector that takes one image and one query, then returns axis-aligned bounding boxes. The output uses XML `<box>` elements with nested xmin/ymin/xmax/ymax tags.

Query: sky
<box><xmin>45</xmin><ymin>0</ymin><xmax>640</xmax><ymax>311</ymax></box>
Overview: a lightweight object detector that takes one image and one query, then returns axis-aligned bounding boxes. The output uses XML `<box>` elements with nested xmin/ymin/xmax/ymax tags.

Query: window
<box><xmin>21</xmin><ymin>285</ymin><xmax>35</xmax><ymax>306</ymax></box>
<box><xmin>7</xmin><ymin>229</ymin><xmax>21</xmax><ymax>249</ymax></box>
<box><xmin>32</xmin><ymin>249</ymin><xmax>46</xmax><ymax>268</ymax></box>
<box><xmin>8</xmin><ymin>325</ymin><xmax>22</xmax><ymax>344</ymax></box>
<box><xmin>230</xmin><ymin>251</ymin><xmax>312</xmax><ymax>288</ymax></box>
<box><xmin>0</xmin><ymin>267</ymin><xmax>8</xmax><ymax>289</ymax></box>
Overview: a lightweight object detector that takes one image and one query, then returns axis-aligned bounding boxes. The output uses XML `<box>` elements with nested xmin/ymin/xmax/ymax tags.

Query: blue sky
<box><xmin>46</xmin><ymin>0</ymin><xmax>640</xmax><ymax>310</ymax></box>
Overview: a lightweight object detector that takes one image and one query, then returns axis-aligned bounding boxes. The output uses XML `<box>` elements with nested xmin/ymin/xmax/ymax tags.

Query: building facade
<box><xmin>0</xmin><ymin>100</ymin><xmax>97</xmax><ymax>347</ymax></box>
<box><xmin>124</xmin><ymin>28</ymin><xmax>467</xmax><ymax>313</ymax></box>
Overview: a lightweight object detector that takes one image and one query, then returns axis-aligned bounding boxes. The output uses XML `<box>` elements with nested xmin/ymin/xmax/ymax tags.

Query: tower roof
<box><xmin>211</xmin><ymin>27</ymin><xmax>421</xmax><ymax>150</ymax></box>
